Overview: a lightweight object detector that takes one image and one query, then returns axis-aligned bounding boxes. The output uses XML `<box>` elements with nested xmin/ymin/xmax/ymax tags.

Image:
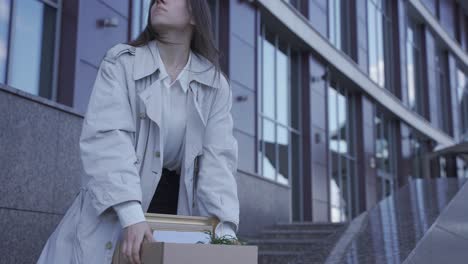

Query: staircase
<box><xmin>245</xmin><ymin>222</ymin><xmax>348</xmax><ymax>264</ymax></box>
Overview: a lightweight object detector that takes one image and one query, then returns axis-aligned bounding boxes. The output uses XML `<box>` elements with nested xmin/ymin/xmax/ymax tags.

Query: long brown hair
<box><xmin>128</xmin><ymin>0</ymin><xmax>225</xmax><ymax>86</ymax></box>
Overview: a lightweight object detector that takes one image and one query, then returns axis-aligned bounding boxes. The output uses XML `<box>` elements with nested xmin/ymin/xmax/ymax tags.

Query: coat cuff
<box><xmin>214</xmin><ymin>221</ymin><xmax>237</xmax><ymax>239</ymax></box>
<box><xmin>113</xmin><ymin>201</ymin><xmax>146</xmax><ymax>228</ymax></box>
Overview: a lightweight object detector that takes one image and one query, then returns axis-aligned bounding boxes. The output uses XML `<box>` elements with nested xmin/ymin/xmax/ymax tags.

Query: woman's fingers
<box><xmin>123</xmin><ymin>230</ymin><xmax>138</xmax><ymax>264</ymax></box>
<box><xmin>145</xmin><ymin>226</ymin><xmax>156</xmax><ymax>242</ymax></box>
<box><xmin>122</xmin><ymin>222</ymin><xmax>155</xmax><ymax>264</ymax></box>
<box><xmin>121</xmin><ymin>239</ymin><xmax>128</xmax><ymax>263</ymax></box>
<box><xmin>131</xmin><ymin>232</ymin><xmax>143</xmax><ymax>264</ymax></box>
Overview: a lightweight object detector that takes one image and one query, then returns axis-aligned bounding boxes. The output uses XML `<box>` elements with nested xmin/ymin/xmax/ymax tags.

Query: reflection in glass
<box><xmin>276</xmin><ymin>41</ymin><xmax>289</xmax><ymax>126</ymax></box>
<box><xmin>406</xmin><ymin>29</ymin><xmax>416</xmax><ymax>110</ymax></box>
<box><xmin>261</xmin><ymin>119</ymin><xmax>276</xmax><ymax>181</ymax></box>
<box><xmin>258</xmin><ymin>24</ymin><xmax>300</xmax><ymax>187</ymax></box>
<box><xmin>368</xmin><ymin>1</ymin><xmax>378</xmax><ymax>82</ymax></box>
<box><xmin>290</xmin><ymin>51</ymin><xmax>301</xmax><ymax>130</ymax></box>
<box><xmin>406</xmin><ymin>20</ymin><xmax>424</xmax><ymax>116</ymax></box>
<box><xmin>337</xmin><ymin>88</ymin><xmax>348</xmax><ymax>154</ymax></box>
<box><xmin>262</xmin><ymin>30</ymin><xmax>275</xmax><ymax>119</ymax></box>
<box><xmin>277</xmin><ymin>125</ymin><xmax>289</xmax><ymax>184</ymax></box>
<box><xmin>439</xmin><ymin>156</ymin><xmax>447</xmax><ymax>178</ymax></box>
<box><xmin>9</xmin><ymin>1</ymin><xmax>56</xmax><ymax>97</ymax></box>
<box><xmin>328</xmin><ymin>87</ymin><xmax>338</xmax><ymax>153</ymax></box>
<box><xmin>328</xmin><ymin>0</ymin><xmax>341</xmax><ymax>49</ymax></box>
<box><xmin>0</xmin><ymin>0</ymin><xmax>10</xmax><ymax>83</ymax></box>
<box><xmin>376</xmin><ymin>8</ymin><xmax>385</xmax><ymax>87</ymax></box>
<box><xmin>329</xmin><ymin>86</ymin><xmax>348</xmax><ymax>154</ymax></box>
<box><xmin>435</xmin><ymin>51</ymin><xmax>451</xmax><ymax>134</ymax></box>
<box><xmin>367</xmin><ymin>0</ymin><xmax>390</xmax><ymax>89</ymax></box>
<box><xmin>142</xmin><ymin>0</ymin><xmax>151</xmax><ymax>28</ymax></box>
<box><xmin>456</xmin><ymin>69</ymin><xmax>468</xmax><ymax>139</ymax></box>
<box><xmin>328</xmin><ymin>84</ymin><xmax>357</xmax><ymax>222</ymax></box>
<box><xmin>409</xmin><ymin>128</ymin><xmax>430</xmax><ymax>179</ymax></box>
<box><xmin>131</xmin><ymin>0</ymin><xmax>142</xmax><ymax>39</ymax></box>
<box><xmin>375</xmin><ymin>110</ymin><xmax>397</xmax><ymax>200</ymax></box>
<box><xmin>286</xmin><ymin>0</ymin><xmax>301</xmax><ymax>9</ymax></box>
<box><xmin>340</xmin><ymin>155</ymin><xmax>349</xmax><ymax>219</ymax></box>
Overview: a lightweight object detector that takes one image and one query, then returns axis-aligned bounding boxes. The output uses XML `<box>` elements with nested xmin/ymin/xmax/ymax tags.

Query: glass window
<box><xmin>463</xmin><ymin>161</ymin><xmax>468</xmax><ymax>179</ymax></box>
<box><xmin>277</xmin><ymin>40</ymin><xmax>289</xmax><ymax>126</ymax></box>
<box><xmin>286</xmin><ymin>0</ymin><xmax>302</xmax><ymax>10</ymax></box>
<box><xmin>142</xmin><ymin>0</ymin><xmax>151</xmax><ymax>29</ymax></box>
<box><xmin>261</xmin><ymin>118</ymin><xmax>276</xmax><ymax>181</ymax></box>
<box><xmin>408</xmin><ymin>128</ymin><xmax>430</xmax><ymax>179</ymax></box>
<box><xmin>367</xmin><ymin>0</ymin><xmax>392</xmax><ymax>91</ymax></box>
<box><xmin>0</xmin><ymin>0</ymin><xmax>10</xmax><ymax>83</ymax></box>
<box><xmin>262</xmin><ymin>30</ymin><xmax>275</xmax><ymax>119</ymax></box>
<box><xmin>328</xmin><ymin>0</ymin><xmax>341</xmax><ymax>50</ymax></box>
<box><xmin>328</xmin><ymin>82</ymin><xmax>357</xmax><ymax>222</ymax></box>
<box><xmin>375</xmin><ymin>109</ymin><xmax>397</xmax><ymax>200</ymax></box>
<box><xmin>406</xmin><ymin>19</ymin><xmax>425</xmax><ymax>117</ymax></box>
<box><xmin>6</xmin><ymin>0</ymin><xmax>58</xmax><ymax>98</ymax></box>
<box><xmin>456</xmin><ymin>69</ymin><xmax>468</xmax><ymax>140</ymax></box>
<box><xmin>434</xmin><ymin>50</ymin><xmax>451</xmax><ymax>135</ymax></box>
<box><xmin>328</xmin><ymin>0</ymin><xmax>352</xmax><ymax>55</ymax></box>
<box><xmin>131</xmin><ymin>0</ymin><xmax>143</xmax><ymax>40</ymax></box>
<box><xmin>257</xmin><ymin>23</ymin><xmax>302</xmax><ymax>186</ymax></box>
<box><xmin>439</xmin><ymin>156</ymin><xmax>447</xmax><ymax>178</ymax></box>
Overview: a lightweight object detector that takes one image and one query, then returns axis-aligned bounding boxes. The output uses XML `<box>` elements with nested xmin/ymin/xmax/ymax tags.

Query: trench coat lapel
<box><xmin>137</xmin><ymin>80</ymin><xmax>163</xmax><ymax>130</ymax></box>
<box><xmin>135</xmin><ymin>55</ymin><xmax>207</xmax><ymax>158</ymax></box>
<box><xmin>133</xmin><ymin>39</ymin><xmax>219</xmax><ymax>131</ymax></box>
<box><xmin>185</xmin><ymin>83</ymin><xmax>205</xmax><ymax>166</ymax></box>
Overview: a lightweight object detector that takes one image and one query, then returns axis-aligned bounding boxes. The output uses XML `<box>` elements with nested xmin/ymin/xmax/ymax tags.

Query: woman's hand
<box><xmin>120</xmin><ymin>221</ymin><xmax>155</xmax><ymax>264</ymax></box>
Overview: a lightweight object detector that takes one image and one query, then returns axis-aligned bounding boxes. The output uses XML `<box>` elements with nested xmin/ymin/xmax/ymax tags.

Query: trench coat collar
<box><xmin>133</xmin><ymin>39</ymin><xmax>221</xmax><ymax>89</ymax></box>
<box><xmin>154</xmin><ymin>42</ymin><xmax>192</xmax><ymax>93</ymax></box>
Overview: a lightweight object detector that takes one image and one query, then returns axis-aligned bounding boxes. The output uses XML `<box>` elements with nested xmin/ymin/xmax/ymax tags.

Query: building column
<box><xmin>355</xmin><ymin>94</ymin><xmax>378</xmax><ymax>211</ymax></box>
<box><xmin>309</xmin><ymin>55</ymin><xmax>330</xmax><ymax>222</ymax></box>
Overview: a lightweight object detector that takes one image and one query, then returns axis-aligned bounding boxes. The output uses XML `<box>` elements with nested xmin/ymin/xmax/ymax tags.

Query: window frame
<box><xmin>257</xmin><ymin>21</ymin><xmax>303</xmax><ymax>186</ymax></box>
<box><xmin>405</xmin><ymin>17</ymin><xmax>426</xmax><ymax>117</ymax></box>
<box><xmin>456</xmin><ymin>68</ymin><xmax>468</xmax><ymax>140</ymax></box>
<box><xmin>374</xmin><ymin>108</ymin><xmax>398</xmax><ymax>200</ymax></box>
<box><xmin>327</xmin><ymin>79</ymin><xmax>358</xmax><ymax>222</ymax></box>
<box><xmin>434</xmin><ymin>48</ymin><xmax>452</xmax><ymax>135</ymax></box>
<box><xmin>366</xmin><ymin>0</ymin><xmax>394</xmax><ymax>92</ymax></box>
<box><xmin>1</xmin><ymin>0</ymin><xmax>62</xmax><ymax>101</ymax></box>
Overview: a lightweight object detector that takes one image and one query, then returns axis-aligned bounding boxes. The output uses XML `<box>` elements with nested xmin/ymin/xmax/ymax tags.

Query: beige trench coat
<box><xmin>37</xmin><ymin>40</ymin><xmax>239</xmax><ymax>264</ymax></box>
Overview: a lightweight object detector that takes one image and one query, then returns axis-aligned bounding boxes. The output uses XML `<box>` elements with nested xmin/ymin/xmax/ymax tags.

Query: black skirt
<box><xmin>147</xmin><ymin>167</ymin><xmax>180</xmax><ymax>214</ymax></box>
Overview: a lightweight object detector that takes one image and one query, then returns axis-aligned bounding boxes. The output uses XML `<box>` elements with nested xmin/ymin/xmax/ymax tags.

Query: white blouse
<box><xmin>112</xmin><ymin>45</ymin><xmax>237</xmax><ymax>239</ymax></box>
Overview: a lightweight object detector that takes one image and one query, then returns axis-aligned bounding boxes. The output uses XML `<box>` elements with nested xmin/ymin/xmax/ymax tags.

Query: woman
<box><xmin>36</xmin><ymin>0</ymin><xmax>239</xmax><ymax>263</ymax></box>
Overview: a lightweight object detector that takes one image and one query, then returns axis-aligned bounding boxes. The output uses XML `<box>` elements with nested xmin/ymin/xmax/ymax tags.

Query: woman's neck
<box><xmin>155</xmin><ymin>30</ymin><xmax>192</xmax><ymax>82</ymax></box>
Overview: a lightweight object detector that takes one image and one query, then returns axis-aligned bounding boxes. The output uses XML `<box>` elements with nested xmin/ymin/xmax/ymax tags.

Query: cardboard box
<box><xmin>112</xmin><ymin>241</ymin><xmax>258</xmax><ymax>264</ymax></box>
<box><xmin>112</xmin><ymin>213</ymin><xmax>258</xmax><ymax>264</ymax></box>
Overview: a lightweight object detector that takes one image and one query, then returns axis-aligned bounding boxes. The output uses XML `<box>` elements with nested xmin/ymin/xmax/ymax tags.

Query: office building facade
<box><xmin>0</xmin><ymin>0</ymin><xmax>467</xmax><ymax>262</ymax></box>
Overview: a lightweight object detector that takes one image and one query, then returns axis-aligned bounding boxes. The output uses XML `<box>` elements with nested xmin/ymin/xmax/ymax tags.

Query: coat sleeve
<box><xmin>79</xmin><ymin>53</ymin><xmax>142</xmax><ymax>217</ymax></box>
<box><xmin>196</xmin><ymin>75</ymin><xmax>240</xmax><ymax>233</ymax></box>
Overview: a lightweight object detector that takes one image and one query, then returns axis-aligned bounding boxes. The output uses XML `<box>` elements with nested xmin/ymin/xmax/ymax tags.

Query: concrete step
<box><xmin>248</xmin><ymin>238</ymin><xmax>325</xmax><ymax>252</ymax></box>
<box><xmin>258</xmin><ymin>229</ymin><xmax>335</xmax><ymax>239</ymax></box>
<box><xmin>258</xmin><ymin>250</ymin><xmax>305</xmax><ymax>264</ymax></box>
<box><xmin>245</xmin><ymin>221</ymin><xmax>348</xmax><ymax>263</ymax></box>
<box><xmin>272</xmin><ymin>222</ymin><xmax>346</xmax><ymax>231</ymax></box>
